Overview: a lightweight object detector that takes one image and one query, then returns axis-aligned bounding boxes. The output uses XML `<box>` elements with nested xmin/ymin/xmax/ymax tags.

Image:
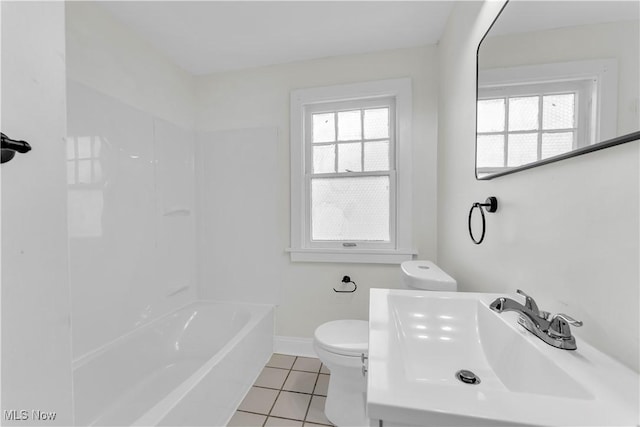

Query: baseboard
<box><xmin>274</xmin><ymin>335</ymin><xmax>316</xmax><ymax>357</ymax></box>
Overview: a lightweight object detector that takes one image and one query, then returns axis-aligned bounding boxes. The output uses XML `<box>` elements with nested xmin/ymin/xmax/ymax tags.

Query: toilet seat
<box><xmin>314</xmin><ymin>319</ymin><xmax>368</xmax><ymax>357</ymax></box>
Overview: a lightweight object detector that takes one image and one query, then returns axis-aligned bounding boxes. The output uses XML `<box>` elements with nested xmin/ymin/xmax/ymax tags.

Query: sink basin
<box><xmin>367</xmin><ymin>289</ymin><xmax>639</xmax><ymax>426</ymax></box>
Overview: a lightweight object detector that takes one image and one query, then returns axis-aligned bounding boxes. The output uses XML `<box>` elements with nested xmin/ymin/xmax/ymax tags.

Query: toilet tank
<box><xmin>401</xmin><ymin>260</ymin><xmax>457</xmax><ymax>291</ymax></box>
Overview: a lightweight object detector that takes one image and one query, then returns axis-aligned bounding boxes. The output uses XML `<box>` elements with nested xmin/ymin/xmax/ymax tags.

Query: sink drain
<box><xmin>455</xmin><ymin>370</ymin><xmax>480</xmax><ymax>385</ymax></box>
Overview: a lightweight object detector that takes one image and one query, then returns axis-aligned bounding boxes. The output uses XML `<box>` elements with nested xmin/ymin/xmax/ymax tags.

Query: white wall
<box><xmin>195</xmin><ymin>47</ymin><xmax>439</xmax><ymax>338</ymax></box>
<box><xmin>65</xmin><ymin>2</ymin><xmax>196</xmax><ymax>130</ymax></box>
<box><xmin>480</xmin><ymin>19</ymin><xmax>639</xmax><ymax>137</ymax></box>
<box><xmin>1</xmin><ymin>2</ymin><xmax>74</xmax><ymax>424</ymax></box>
<box><xmin>437</xmin><ymin>1</ymin><xmax>639</xmax><ymax>372</ymax></box>
<box><xmin>65</xmin><ymin>3</ymin><xmax>196</xmax><ymax>360</ymax></box>
<box><xmin>197</xmin><ymin>128</ymin><xmax>280</xmax><ymax>305</ymax></box>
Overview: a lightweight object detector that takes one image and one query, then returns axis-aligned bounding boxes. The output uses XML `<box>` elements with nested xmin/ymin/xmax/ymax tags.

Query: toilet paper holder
<box><xmin>334</xmin><ymin>276</ymin><xmax>357</xmax><ymax>293</ymax></box>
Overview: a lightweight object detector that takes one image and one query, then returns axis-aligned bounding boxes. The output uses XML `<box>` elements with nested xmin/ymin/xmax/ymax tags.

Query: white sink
<box><xmin>367</xmin><ymin>289</ymin><xmax>639</xmax><ymax>426</ymax></box>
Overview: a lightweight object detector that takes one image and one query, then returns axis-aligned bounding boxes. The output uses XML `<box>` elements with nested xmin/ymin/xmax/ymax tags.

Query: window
<box><xmin>67</xmin><ymin>136</ymin><xmax>103</xmax><ymax>185</ymax></box>
<box><xmin>289</xmin><ymin>79</ymin><xmax>414</xmax><ymax>263</ymax></box>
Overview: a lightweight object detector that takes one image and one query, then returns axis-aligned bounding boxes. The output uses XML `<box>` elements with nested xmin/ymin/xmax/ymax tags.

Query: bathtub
<box><xmin>72</xmin><ymin>301</ymin><xmax>274</xmax><ymax>426</ymax></box>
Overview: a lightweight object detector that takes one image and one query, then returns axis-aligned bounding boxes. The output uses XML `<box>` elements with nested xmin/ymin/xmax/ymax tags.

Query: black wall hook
<box><xmin>334</xmin><ymin>275</ymin><xmax>357</xmax><ymax>293</ymax></box>
<box><xmin>468</xmin><ymin>196</ymin><xmax>498</xmax><ymax>245</ymax></box>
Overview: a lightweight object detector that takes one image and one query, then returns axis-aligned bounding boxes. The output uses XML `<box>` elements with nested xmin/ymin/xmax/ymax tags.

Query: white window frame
<box><xmin>288</xmin><ymin>78</ymin><xmax>414</xmax><ymax>264</ymax></box>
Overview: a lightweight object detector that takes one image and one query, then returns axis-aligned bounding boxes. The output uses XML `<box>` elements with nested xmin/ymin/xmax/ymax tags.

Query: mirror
<box><xmin>476</xmin><ymin>0</ymin><xmax>640</xmax><ymax>179</ymax></box>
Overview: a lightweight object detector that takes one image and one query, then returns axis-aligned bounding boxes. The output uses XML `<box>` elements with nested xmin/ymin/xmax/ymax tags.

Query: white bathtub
<box><xmin>72</xmin><ymin>301</ymin><xmax>274</xmax><ymax>426</ymax></box>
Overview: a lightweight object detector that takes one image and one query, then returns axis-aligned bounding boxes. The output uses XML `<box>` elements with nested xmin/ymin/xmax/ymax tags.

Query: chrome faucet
<box><xmin>490</xmin><ymin>290</ymin><xmax>583</xmax><ymax>350</ymax></box>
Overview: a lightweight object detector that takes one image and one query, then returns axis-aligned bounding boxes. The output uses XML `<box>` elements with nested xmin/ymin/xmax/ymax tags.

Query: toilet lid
<box><xmin>314</xmin><ymin>320</ymin><xmax>368</xmax><ymax>356</ymax></box>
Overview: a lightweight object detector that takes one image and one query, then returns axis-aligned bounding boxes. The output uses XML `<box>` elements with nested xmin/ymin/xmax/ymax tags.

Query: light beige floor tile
<box><xmin>227</xmin><ymin>410</ymin><xmax>267</xmax><ymax>426</ymax></box>
<box><xmin>265</xmin><ymin>416</ymin><xmax>304</xmax><ymax>426</ymax></box>
<box><xmin>313</xmin><ymin>374</ymin><xmax>329</xmax><ymax>396</ymax></box>
<box><xmin>267</xmin><ymin>353</ymin><xmax>296</xmax><ymax>369</ymax></box>
<box><xmin>305</xmin><ymin>396</ymin><xmax>331</xmax><ymax>425</ymax></box>
<box><xmin>255</xmin><ymin>366</ymin><xmax>290</xmax><ymax>389</ymax></box>
<box><xmin>292</xmin><ymin>356</ymin><xmax>322</xmax><ymax>373</ymax></box>
<box><xmin>283</xmin><ymin>370</ymin><xmax>317</xmax><ymax>394</ymax></box>
<box><xmin>237</xmin><ymin>386</ymin><xmax>279</xmax><ymax>415</ymax></box>
<box><xmin>270</xmin><ymin>391</ymin><xmax>311</xmax><ymax>421</ymax></box>
<box><xmin>319</xmin><ymin>364</ymin><xmax>330</xmax><ymax>374</ymax></box>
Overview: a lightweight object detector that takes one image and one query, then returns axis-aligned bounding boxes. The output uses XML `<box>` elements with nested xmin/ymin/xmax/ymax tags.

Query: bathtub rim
<box><xmin>72</xmin><ymin>299</ymin><xmax>274</xmax><ymax>371</ymax></box>
<box><xmin>131</xmin><ymin>301</ymin><xmax>274</xmax><ymax>426</ymax></box>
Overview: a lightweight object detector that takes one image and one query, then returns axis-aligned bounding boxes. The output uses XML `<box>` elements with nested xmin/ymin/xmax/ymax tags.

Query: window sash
<box><xmin>304</xmin><ymin>172</ymin><xmax>396</xmax><ymax>249</ymax></box>
<box><xmin>303</xmin><ymin>97</ymin><xmax>397</xmax><ymax>249</ymax></box>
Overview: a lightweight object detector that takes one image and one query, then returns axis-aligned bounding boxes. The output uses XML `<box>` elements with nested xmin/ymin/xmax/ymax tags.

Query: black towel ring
<box><xmin>468</xmin><ymin>197</ymin><xmax>498</xmax><ymax>245</ymax></box>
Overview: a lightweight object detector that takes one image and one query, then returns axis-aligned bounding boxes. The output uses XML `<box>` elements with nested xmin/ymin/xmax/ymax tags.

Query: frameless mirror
<box><xmin>476</xmin><ymin>0</ymin><xmax>640</xmax><ymax>179</ymax></box>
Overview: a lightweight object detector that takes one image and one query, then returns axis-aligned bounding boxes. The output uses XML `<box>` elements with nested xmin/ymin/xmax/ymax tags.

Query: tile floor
<box><xmin>228</xmin><ymin>354</ymin><xmax>334</xmax><ymax>427</ymax></box>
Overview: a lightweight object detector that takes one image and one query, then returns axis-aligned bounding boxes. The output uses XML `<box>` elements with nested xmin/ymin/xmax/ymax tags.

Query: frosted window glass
<box><xmin>364</xmin><ymin>108</ymin><xmax>389</xmax><ymax>139</ymax></box>
<box><xmin>543</xmin><ymin>94</ymin><xmax>574</xmax><ymax>130</ymax></box>
<box><xmin>477</xmin><ymin>99</ymin><xmax>505</xmax><ymax>132</ymax></box>
<box><xmin>338</xmin><ymin>143</ymin><xmax>362</xmax><ymax>172</ymax></box>
<box><xmin>508</xmin><ymin>133</ymin><xmax>538</xmax><ymax>166</ymax></box>
<box><xmin>311</xmin><ymin>176</ymin><xmax>390</xmax><ymax>241</ymax></box>
<box><xmin>542</xmin><ymin>132</ymin><xmax>573</xmax><ymax>159</ymax></box>
<box><xmin>364</xmin><ymin>141</ymin><xmax>389</xmax><ymax>171</ymax></box>
<box><xmin>476</xmin><ymin>135</ymin><xmax>504</xmax><ymax>168</ymax></box>
<box><xmin>509</xmin><ymin>97</ymin><xmax>539</xmax><ymax>131</ymax></box>
<box><xmin>313</xmin><ymin>145</ymin><xmax>335</xmax><ymax>173</ymax></box>
<box><xmin>313</xmin><ymin>113</ymin><xmax>335</xmax><ymax>143</ymax></box>
<box><xmin>337</xmin><ymin>110</ymin><xmax>362</xmax><ymax>141</ymax></box>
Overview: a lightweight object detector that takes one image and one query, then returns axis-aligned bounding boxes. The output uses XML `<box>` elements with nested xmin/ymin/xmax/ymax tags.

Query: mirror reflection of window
<box><xmin>66</xmin><ymin>136</ymin><xmax>104</xmax><ymax>238</ymax></box>
<box><xmin>477</xmin><ymin>86</ymin><xmax>583</xmax><ymax>175</ymax></box>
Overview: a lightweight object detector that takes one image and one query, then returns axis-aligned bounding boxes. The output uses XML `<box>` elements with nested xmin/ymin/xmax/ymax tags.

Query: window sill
<box><xmin>286</xmin><ymin>248</ymin><xmax>416</xmax><ymax>264</ymax></box>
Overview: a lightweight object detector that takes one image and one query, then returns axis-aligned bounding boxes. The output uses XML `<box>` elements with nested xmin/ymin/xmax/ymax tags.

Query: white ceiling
<box><xmin>99</xmin><ymin>1</ymin><xmax>454</xmax><ymax>76</ymax></box>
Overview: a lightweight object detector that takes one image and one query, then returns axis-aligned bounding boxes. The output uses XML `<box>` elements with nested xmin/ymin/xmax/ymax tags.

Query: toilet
<box><xmin>313</xmin><ymin>260</ymin><xmax>457</xmax><ymax>426</ymax></box>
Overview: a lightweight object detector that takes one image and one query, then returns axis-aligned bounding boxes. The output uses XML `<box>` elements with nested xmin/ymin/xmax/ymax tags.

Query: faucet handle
<box><xmin>548</xmin><ymin>313</ymin><xmax>583</xmax><ymax>339</ymax></box>
<box><xmin>516</xmin><ymin>289</ymin><xmax>540</xmax><ymax>315</ymax></box>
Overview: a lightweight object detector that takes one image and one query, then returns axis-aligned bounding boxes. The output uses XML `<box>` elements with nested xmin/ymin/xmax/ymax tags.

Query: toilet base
<box><xmin>323</xmin><ymin>364</ymin><xmax>369</xmax><ymax>427</ymax></box>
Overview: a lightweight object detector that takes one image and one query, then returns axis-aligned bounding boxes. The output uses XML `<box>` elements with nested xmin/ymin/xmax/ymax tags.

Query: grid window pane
<box><xmin>476</xmin><ymin>134</ymin><xmax>505</xmax><ymax>168</ymax></box>
<box><xmin>78</xmin><ymin>159</ymin><xmax>92</xmax><ymax>184</ymax></box>
<box><xmin>337</xmin><ymin>143</ymin><xmax>362</xmax><ymax>172</ymax></box>
<box><xmin>77</xmin><ymin>137</ymin><xmax>92</xmax><ymax>159</ymax></box>
<box><xmin>364</xmin><ymin>108</ymin><xmax>389</xmax><ymax>139</ymax></box>
<box><xmin>507</xmin><ymin>133</ymin><xmax>538</xmax><ymax>167</ymax></box>
<box><xmin>313</xmin><ymin>145</ymin><xmax>335</xmax><ymax>173</ymax></box>
<box><xmin>477</xmin><ymin>99</ymin><xmax>505</xmax><ymax>133</ymax></box>
<box><xmin>509</xmin><ymin>96</ymin><xmax>539</xmax><ymax>131</ymax></box>
<box><xmin>542</xmin><ymin>132</ymin><xmax>574</xmax><ymax>159</ymax></box>
<box><xmin>337</xmin><ymin>110</ymin><xmax>362</xmax><ymax>141</ymax></box>
<box><xmin>313</xmin><ymin>113</ymin><xmax>335</xmax><ymax>143</ymax></box>
<box><xmin>543</xmin><ymin>94</ymin><xmax>575</xmax><ymax>130</ymax></box>
<box><xmin>364</xmin><ymin>141</ymin><xmax>389</xmax><ymax>171</ymax></box>
<box><xmin>311</xmin><ymin>176</ymin><xmax>390</xmax><ymax>241</ymax></box>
